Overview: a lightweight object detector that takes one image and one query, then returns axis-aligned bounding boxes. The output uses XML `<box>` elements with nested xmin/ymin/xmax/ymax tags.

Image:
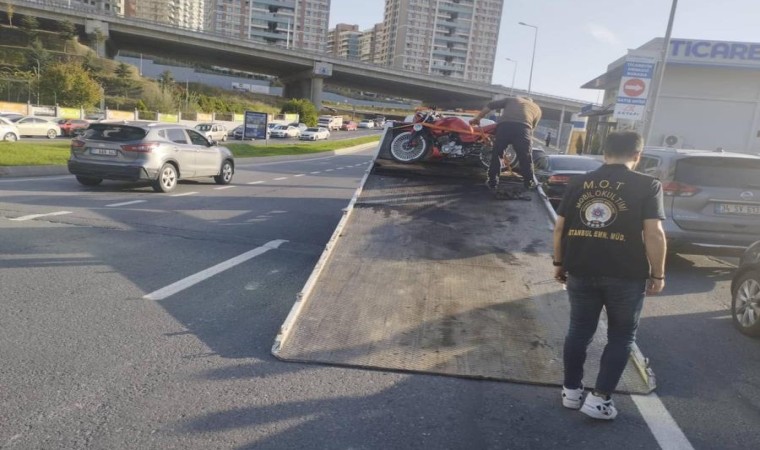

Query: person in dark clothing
<box><xmin>552</xmin><ymin>131</ymin><xmax>667</xmax><ymax>420</ymax></box>
<box><xmin>469</xmin><ymin>96</ymin><xmax>542</xmax><ymax>190</ymax></box>
<box><xmin>545</xmin><ymin>132</ymin><xmax>552</xmax><ymax>147</ymax></box>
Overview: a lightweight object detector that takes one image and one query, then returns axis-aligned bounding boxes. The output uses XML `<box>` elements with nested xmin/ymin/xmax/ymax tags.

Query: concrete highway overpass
<box><xmin>13</xmin><ymin>0</ymin><xmax>588</xmax><ymax>122</ymax></box>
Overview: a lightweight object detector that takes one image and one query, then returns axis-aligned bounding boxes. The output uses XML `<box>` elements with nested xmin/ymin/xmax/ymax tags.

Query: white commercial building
<box><xmin>583</xmin><ymin>37</ymin><xmax>760</xmax><ymax>154</ymax></box>
<box><xmin>379</xmin><ymin>0</ymin><xmax>503</xmax><ymax>83</ymax></box>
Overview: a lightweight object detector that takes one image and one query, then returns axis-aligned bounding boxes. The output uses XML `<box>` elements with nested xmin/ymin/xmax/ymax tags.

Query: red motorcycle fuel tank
<box><xmin>433</xmin><ymin>117</ymin><xmax>481</xmax><ymax>143</ymax></box>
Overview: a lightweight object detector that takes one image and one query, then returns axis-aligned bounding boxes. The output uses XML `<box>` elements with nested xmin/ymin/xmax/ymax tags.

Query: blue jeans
<box><xmin>563</xmin><ymin>275</ymin><xmax>646</xmax><ymax>394</ymax></box>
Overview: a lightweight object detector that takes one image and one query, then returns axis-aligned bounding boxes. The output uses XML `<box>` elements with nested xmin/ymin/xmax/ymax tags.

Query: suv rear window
<box><xmin>675</xmin><ymin>157</ymin><xmax>760</xmax><ymax>189</ymax></box>
<box><xmin>84</xmin><ymin>124</ymin><xmax>147</xmax><ymax>142</ymax></box>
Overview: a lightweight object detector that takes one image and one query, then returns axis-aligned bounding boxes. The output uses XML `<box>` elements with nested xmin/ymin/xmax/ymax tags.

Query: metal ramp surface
<box><xmin>273</xmin><ymin>157</ymin><xmax>654</xmax><ymax>395</ymax></box>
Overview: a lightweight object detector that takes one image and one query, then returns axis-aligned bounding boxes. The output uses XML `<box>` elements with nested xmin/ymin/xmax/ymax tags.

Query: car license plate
<box><xmin>714</xmin><ymin>203</ymin><xmax>760</xmax><ymax>215</ymax></box>
<box><xmin>89</xmin><ymin>148</ymin><xmax>117</xmax><ymax>156</ymax></box>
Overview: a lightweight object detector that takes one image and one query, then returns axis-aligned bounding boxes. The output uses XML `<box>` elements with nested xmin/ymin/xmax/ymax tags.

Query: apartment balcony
<box><xmin>254</xmin><ymin>12</ymin><xmax>294</xmax><ymax>26</ymax></box>
<box><xmin>437</xmin><ymin>1</ymin><xmax>473</xmax><ymax>15</ymax></box>
<box><xmin>252</xmin><ymin>0</ymin><xmax>296</xmax><ymax>11</ymax></box>
<box><xmin>435</xmin><ymin>34</ymin><xmax>468</xmax><ymax>45</ymax></box>
<box><xmin>432</xmin><ymin>47</ymin><xmax>467</xmax><ymax>58</ymax></box>
<box><xmin>248</xmin><ymin>28</ymin><xmax>288</xmax><ymax>42</ymax></box>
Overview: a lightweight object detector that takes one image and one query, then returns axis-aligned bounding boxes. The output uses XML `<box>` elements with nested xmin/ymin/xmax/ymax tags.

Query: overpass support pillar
<box><xmin>280</xmin><ymin>62</ymin><xmax>332</xmax><ymax>111</ymax></box>
<box><xmin>84</xmin><ymin>20</ymin><xmax>110</xmax><ymax>57</ymax></box>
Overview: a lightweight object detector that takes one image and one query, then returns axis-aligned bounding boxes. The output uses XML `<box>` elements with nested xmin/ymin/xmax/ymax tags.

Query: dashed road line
<box><xmin>171</xmin><ymin>192</ymin><xmax>198</xmax><ymax>197</ymax></box>
<box><xmin>10</xmin><ymin>211</ymin><xmax>72</xmax><ymax>221</ymax></box>
<box><xmin>294</xmin><ymin>174</ymin><xmax>306</xmax><ymax>177</ymax></box>
<box><xmin>310</xmin><ymin>171</ymin><xmax>321</xmax><ymax>174</ymax></box>
<box><xmin>325</xmin><ymin>169</ymin><xmax>334</xmax><ymax>172</ymax></box>
<box><xmin>274</xmin><ymin>177</ymin><xmax>288</xmax><ymax>181</ymax></box>
<box><xmin>214</xmin><ymin>186</ymin><xmax>236</xmax><ymax>190</ymax></box>
<box><xmin>143</xmin><ymin>239</ymin><xmax>288</xmax><ymax>300</ymax></box>
<box><xmin>106</xmin><ymin>200</ymin><xmax>146</xmax><ymax>207</ymax></box>
<box><xmin>247</xmin><ymin>181</ymin><xmax>265</xmax><ymax>185</ymax></box>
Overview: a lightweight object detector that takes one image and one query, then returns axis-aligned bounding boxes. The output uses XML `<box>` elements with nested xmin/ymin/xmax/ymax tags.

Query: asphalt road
<box><xmin>1</xmin><ymin>147</ymin><xmax>759</xmax><ymax>449</ymax></box>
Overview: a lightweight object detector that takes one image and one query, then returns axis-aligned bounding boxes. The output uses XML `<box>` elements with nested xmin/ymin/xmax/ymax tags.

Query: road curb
<box><xmin>0</xmin><ymin>140</ymin><xmax>379</xmax><ymax>179</ymax></box>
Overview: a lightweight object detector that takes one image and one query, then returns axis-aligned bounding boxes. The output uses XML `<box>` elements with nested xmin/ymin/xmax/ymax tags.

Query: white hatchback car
<box><xmin>12</xmin><ymin>116</ymin><xmax>61</xmax><ymax>138</ymax></box>
<box><xmin>195</xmin><ymin>123</ymin><xmax>228</xmax><ymax>142</ymax></box>
<box><xmin>358</xmin><ymin>120</ymin><xmax>375</xmax><ymax>128</ymax></box>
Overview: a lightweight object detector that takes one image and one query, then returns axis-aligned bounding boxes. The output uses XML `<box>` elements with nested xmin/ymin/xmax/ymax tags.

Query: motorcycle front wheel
<box><xmin>390</xmin><ymin>131</ymin><xmax>429</xmax><ymax>163</ymax></box>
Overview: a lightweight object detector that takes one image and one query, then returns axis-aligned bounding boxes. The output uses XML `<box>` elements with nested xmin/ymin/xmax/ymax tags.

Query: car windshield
<box><xmin>83</xmin><ymin>124</ymin><xmax>148</xmax><ymax>142</ymax></box>
<box><xmin>549</xmin><ymin>157</ymin><xmax>603</xmax><ymax>171</ymax></box>
<box><xmin>675</xmin><ymin>157</ymin><xmax>760</xmax><ymax>189</ymax></box>
<box><xmin>0</xmin><ymin>117</ymin><xmax>12</xmax><ymax>125</ymax></box>
<box><xmin>195</xmin><ymin>124</ymin><xmax>212</xmax><ymax>131</ymax></box>
<box><xmin>306</xmin><ymin>128</ymin><xmax>319</xmax><ymax>132</ymax></box>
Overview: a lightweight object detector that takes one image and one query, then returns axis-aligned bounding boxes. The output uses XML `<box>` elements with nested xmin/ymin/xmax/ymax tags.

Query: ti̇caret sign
<box><xmin>668</xmin><ymin>39</ymin><xmax>760</xmax><ymax>68</ymax></box>
<box><xmin>613</xmin><ymin>55</ymin><xmax>656</xmax><ymax>121</ymax></box>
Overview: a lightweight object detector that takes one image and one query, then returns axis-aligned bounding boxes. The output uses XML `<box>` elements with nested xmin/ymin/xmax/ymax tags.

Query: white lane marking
<box><xmin>310</xmin><ymin>171</ymin><xmax>321</xmax><ymax>174</ymax></box>
<box><xmin>106</xmin><ymin>200</ymin><xmax>146</xmax><ymax>207</ymax></box>
<box><xmin>294</xmin><ymin>174</ymin><xmax>305</xmax><ymax>177</ymax></box>
<box><xmin>214</xmin><ymin>186</ymin><xmax>236</xmax><ymax>190</ymax></box>
<box><xmin>274</xmin><ymin>177</ymin><xmax>288</xmax><ymax>181</ymax></box>
<box><xmin>325</xmin><ymin>169</ymin><xmax>334</xmax><ymax>172</ymax></box>
<box><xmin>247</xmin><ymin>181</ymin><xmax>265</xmax><ymax>185</ymax></box>
<box><xmin>336</xmin><ymin>167</ymin><xmax>345</xmax><ymax>170</ymax></box>
<box><xmin>171</xmin><ymin>192</ymin><xmax>198</xmax><ymax>197</ymax></box>
<box><xmin>143</xmin><ymin>240</ymin><xmax>288</xmax><ymax>300</ymax></box>
<box><xmin>632</xmin><ymin>393</ymin><xmax>694</xmax><ymax>450</ymax></box>
<box><xmin>10</xmin><ymin>211</ymin><xmax>71</xmax><ymax>221</ymax></box>
<box><xmin>0</xmin><ymin>176</ymin><xmax>71</xmax><ymax>183</ymax></box>
<box><xmin>237</xmin><ymin>154</ymin><xmax>339</xmax><ymax>167</ymax></box>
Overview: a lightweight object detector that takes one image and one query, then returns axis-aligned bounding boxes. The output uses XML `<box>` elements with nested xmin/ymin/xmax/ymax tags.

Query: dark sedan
<box><xmin>731</xmin><ymin>241</ymin><xmax>760</xmax><ymax>337</ymax></box>
<box><xmin>535</xmin><ymin>154</ymin><xmax>603</xmax><ymax>207</ymax></box>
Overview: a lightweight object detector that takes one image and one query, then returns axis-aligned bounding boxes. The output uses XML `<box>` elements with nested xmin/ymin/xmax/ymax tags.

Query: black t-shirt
<box><xmin>557</xmin><ymin>164</ymin><xmax>665</xmax><ymax>280</ymax></box>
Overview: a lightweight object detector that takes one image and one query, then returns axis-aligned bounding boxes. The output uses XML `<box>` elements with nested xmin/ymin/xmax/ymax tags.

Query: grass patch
<box><xmin>226</xmin><ymin>135</ymin><xmax>380</xmax><ymax>157</ymax></box>
<box><xmin>0</xmin><ymin>135</ymin><xmax>380</xmax><ymax>166</ymax></box>
<box><xmin>0</xmin><ymin>142</ymin><xmax>72</xmax><ymax>166</ymax></box>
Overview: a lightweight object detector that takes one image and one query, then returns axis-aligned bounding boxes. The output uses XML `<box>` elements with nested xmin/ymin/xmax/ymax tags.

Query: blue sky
<box><xmin>329</xmin><ymin>0</ymin><xmax>760</xmax><ymax>102</ymax></box>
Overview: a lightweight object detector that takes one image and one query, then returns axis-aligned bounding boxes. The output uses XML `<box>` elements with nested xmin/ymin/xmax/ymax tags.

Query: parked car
<box><xmin>358</xmin><ymin>119</ymin><xmax>375</xmax><ymax>129</ymax></box>
<box><xmin>232</xmin><ymin>125</ymin><xmax>245</xmax><ymax>140</ymax></box>
<box><xmin>68</xmin><ymin>122</ymin><xmax>234</xmax><ymax>193</ymax></box>
<box><xmin>730</xmin><ymin>240</ymin><xmax>760</xmax><ymax>337</ymax></box>
<box><xmin>0</xmin><ymin>116</ymin><xmax>20</xmax><ymax>142</ymax></box>
<box><xmin>341</xmin><ymin>121</ymin><xmax>358</xmax><ymax>131</ymax></box>
<box><xmin>270</xmin><ymin>125</ymin><xmax>301</xmax><ymax>138</ymax></box>
<box><xmin>0</xmin><ymin>112</ymin><xmax>24</xmax><ymax>122</ymax></box>
<box><xmin>373</xmin><ymin>116</ymin><xmax>386</xmax><ymax>127</ymax></box>
<box><xmin>299</xmin><ymin>127</ymin><xmax>330</xmax><ymax>141</ymax></box>
<box><xmin>194</xmin><ymin>123</ymin><xmax>228</xmax><ymax>142</ymax></box>
<box><xmin>11</xmin><ymin>116</ymin><xmax>61</xmax><ymax>138</ymax></box>
<box><xmin>289</xmin><ymin>122</ymin><xmax>308</xmax><ymax>133</ymax></box>
<box><xmin>58</xmin><ymin>119</ymin><xmax>90</xmax><ymax>137</ymax></box>
<box><xmin>635</xmin><ymin>147</ymin><xmax>760</xmax><ymax>255</ymax></box>
<box><xmin>534</xmin><ymin>155</ymin><xmax>603</xmax><ymax>207</ymax></box>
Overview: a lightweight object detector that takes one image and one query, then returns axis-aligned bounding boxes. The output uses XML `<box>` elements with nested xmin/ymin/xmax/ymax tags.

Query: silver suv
<box><xmin>68</xmin><ymin>122</ymin><xmax>235</xmax><ymax>192</ymax></box>
<box><xmin>636</xmin><ymin>147</ymin><xmax>760</xmax><ymax>255</ymax></box>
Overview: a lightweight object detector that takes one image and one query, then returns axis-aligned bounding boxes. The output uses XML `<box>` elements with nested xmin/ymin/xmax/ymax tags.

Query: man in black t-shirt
<box><xmin>552</xmin><ymin>131</ymin><xmax>667</xmax><ymax>420</ymax></box>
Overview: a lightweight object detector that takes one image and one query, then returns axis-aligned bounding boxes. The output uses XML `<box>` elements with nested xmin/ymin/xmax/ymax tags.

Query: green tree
<box><xmin>280</xmin><ymin>98</ymin><xmax>318</xmax><ymax>126</ymax></box>
<box><xmin>26</xmin><ymin>39</ymin><xmax>51</xmax><ymax>74</ymax></box>
<box><xmin>19</xmin><ymin>14</ymin><xmax>38</xmax><ymax>41</ymax></box>
<box><xmin>58</xmin><ymin>20</ymin><xmax>77</xmax><ymax>52</ymax></box>
<box><xmin>38</xmin><ymin>62</ymin><xmax>102</xmax><ymax>108</ymax></box>
<box><xmin>114</xmin><ymin>62</ymin><xmax>132</xmax><ymax>80</ymax></box>
<box><xmin>158</xmin><ymin>70</ymin><xmax>174</xmax><ymax>93</ymax></box>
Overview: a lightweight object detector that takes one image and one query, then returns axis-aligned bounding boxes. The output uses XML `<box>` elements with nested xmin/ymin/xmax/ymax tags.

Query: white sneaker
<box><xmin>561</xmin><ymin>385</ymin><xmax>584</xmax><ymax>409</ymax></box>
<box><xmin>580</xmin><ymin>393</ymin><xmax>618</xmax><ymax>420</ymax></box>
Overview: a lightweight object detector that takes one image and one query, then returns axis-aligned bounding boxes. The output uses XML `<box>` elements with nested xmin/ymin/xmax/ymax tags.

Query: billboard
<box><xmin>613</xmin><ymin>55</ymin><xmax>656</xmax><ymax>122</ymax></box>
<box><xmin>243</xmin><ymin>111</ymin><xmax>268</xmax><ymax>140</ymax></box>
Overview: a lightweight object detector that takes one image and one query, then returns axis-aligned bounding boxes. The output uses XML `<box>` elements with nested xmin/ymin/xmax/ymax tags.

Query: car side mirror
<box><xmin>209</xmin><ymin>140</ymin><xmax>218</xmax><ymax>146</ymax></box>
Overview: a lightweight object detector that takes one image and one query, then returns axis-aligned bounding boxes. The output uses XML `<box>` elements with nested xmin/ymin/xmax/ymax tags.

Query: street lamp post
<box><xmin>505</xmin><ymin>58</ymin><xmax>518</xmax><ymax>95</ymax></box>
<box><xmin>518</xmin><ymin>22</ymin><xmax>538</xmax><ymax>97</ymax></box>
<box><xmin>643</xmin><ymin>0</ymin><xmax>679</xmax><ymax>146</ymax></box>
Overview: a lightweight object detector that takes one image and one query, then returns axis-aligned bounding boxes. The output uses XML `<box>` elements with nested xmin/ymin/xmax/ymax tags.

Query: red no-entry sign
<box><xmin>623</xmin><ymin>78</ymin><xmax>646</xmax><ymax>97</ymax></box>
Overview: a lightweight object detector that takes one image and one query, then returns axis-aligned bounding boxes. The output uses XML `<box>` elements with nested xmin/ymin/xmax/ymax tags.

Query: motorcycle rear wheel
<box><xmin>390</xmin><ymin>131</ymin><xmax>428</xmax><ymax>163</ymax></box>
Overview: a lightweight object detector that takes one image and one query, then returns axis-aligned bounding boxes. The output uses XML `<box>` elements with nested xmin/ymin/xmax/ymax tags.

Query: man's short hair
<box><xmin>604</xmin><ymin>131</ymin><xmax>643</xmax><ymax>158</ymax></box>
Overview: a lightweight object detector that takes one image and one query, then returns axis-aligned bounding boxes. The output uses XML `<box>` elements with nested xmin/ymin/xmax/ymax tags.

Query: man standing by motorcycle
<box><xmin>469</xmin><ymin>96</ymin><xmax>542</xmax><ymax>191</ymax></box>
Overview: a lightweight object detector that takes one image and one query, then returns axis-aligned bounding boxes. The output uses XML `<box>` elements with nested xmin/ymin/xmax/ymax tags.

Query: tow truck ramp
<box><xmin>273</xmin><ymin>130</ymin><xmax>655</xmax><ymax>395</ymax></box>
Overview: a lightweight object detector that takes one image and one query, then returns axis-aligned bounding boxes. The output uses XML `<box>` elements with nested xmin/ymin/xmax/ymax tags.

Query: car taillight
<box><xmin>121</xmin><ymin>142</ymin><xmax>159</xmax><ymax>153</ymax></box>
<box><xmin>71</xmin><ymin>139</ymin><xmax>85</xmax><ymax>149</ymax></box>
<box><xmin>548</xmin><ymin>174</ymin><xmax>571</xmax><ymax>184</ymax></box>
<box><xmin>663</xmin><ymin>181</ymin><xmax>700</xmax><ymax>197</ymax></box>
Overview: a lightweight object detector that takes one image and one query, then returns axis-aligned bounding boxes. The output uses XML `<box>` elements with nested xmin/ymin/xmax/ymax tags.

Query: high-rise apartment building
<box><xmin>379</xmin><ymin>0</ymin><xmax>503</xmax><ymax>83</ymax></box>
<box><xmin>206</xmin><ymin>0</ymin><xmax>329</xmax><ymax>52</ymax></box>
<box><xmin>121</xmin><ymin>1</ymin><xmax>204</xmax><ymax>29</ymax></box>
<box><xmin>359</xmin><ymin>23</ymin><xmax>383</xmax><ymax>64</ymax></box>
<box><xmin>68</xmin><ymin>0</ymin><xmax>125</xmax><ymax>15</ymax></box>
<box><xmin>326</xmin><ymin>24</ymin><xmax>361</xmax><ymax>60</ymax></box>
